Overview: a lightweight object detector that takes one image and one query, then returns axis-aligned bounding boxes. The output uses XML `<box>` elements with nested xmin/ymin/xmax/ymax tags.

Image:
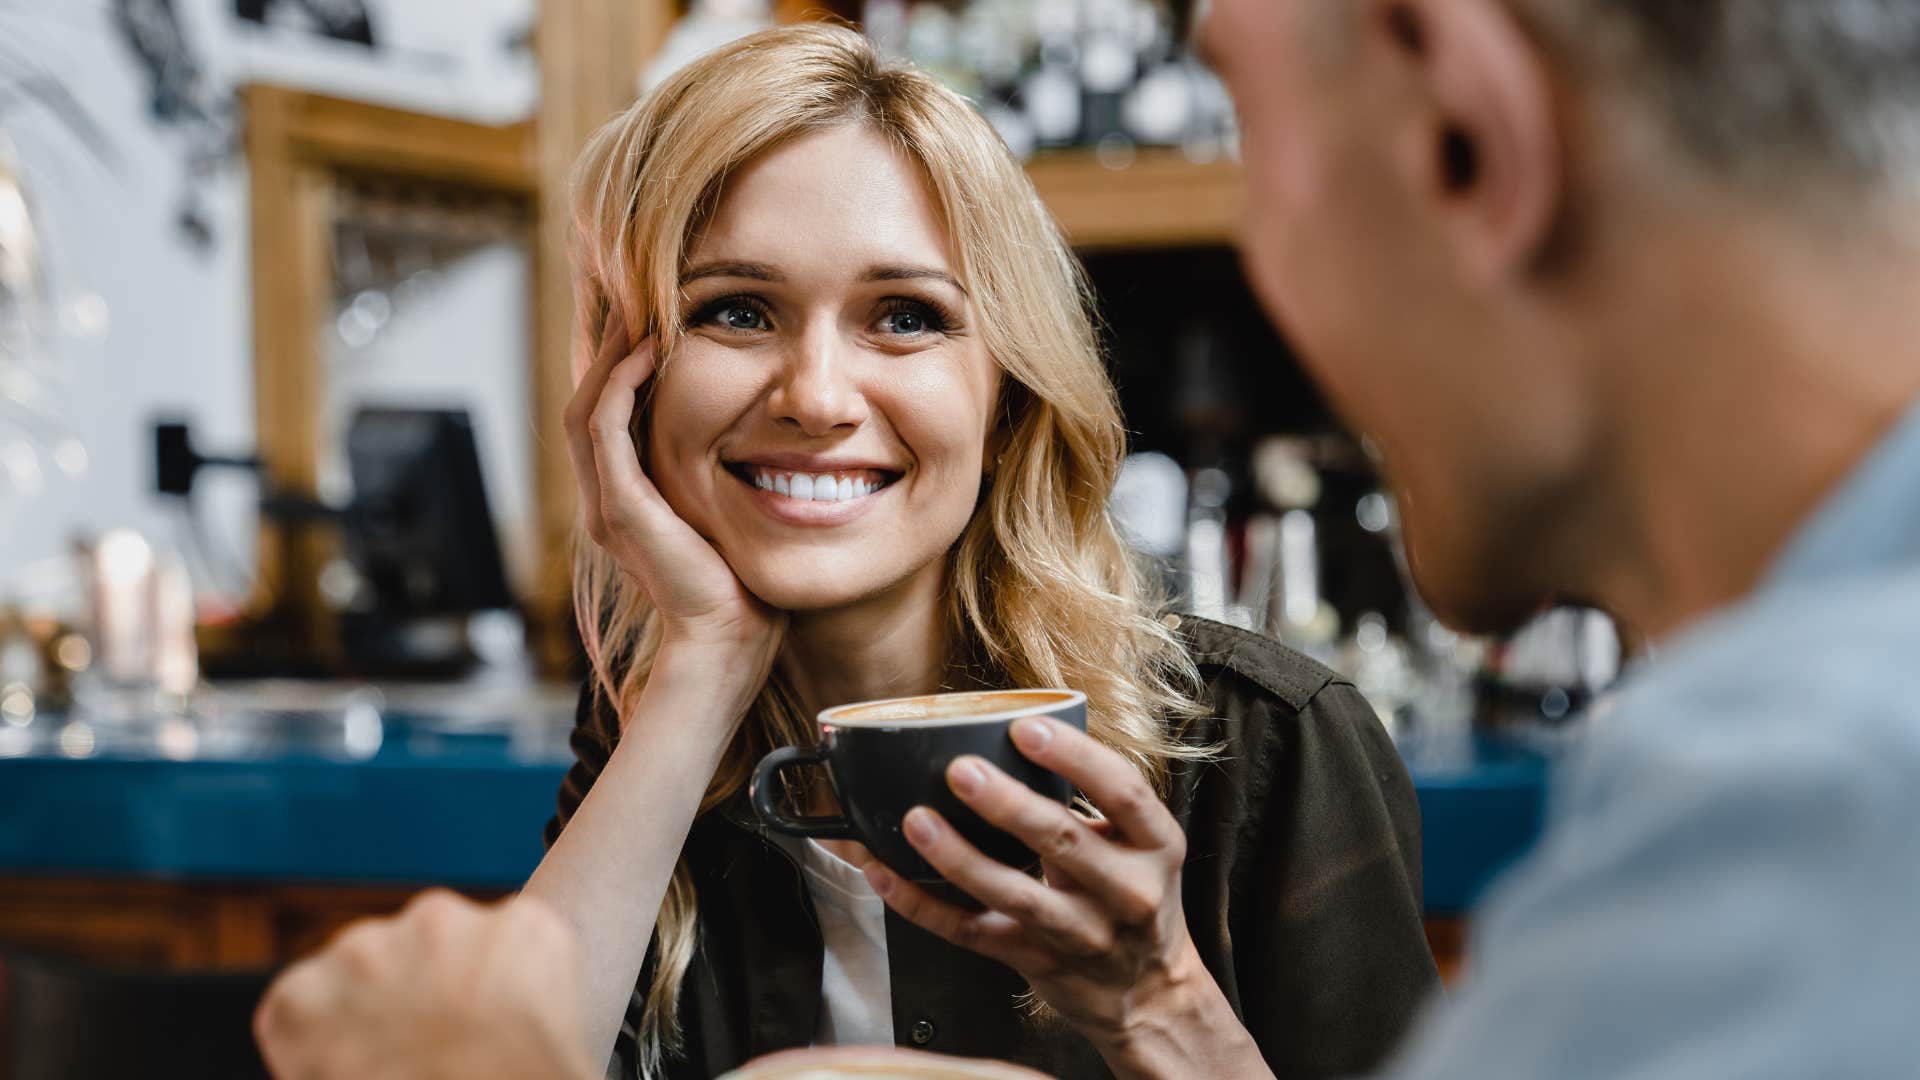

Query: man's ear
<box><xmin>1376</xmin><ymin>0</ymin><xmax>1561</xmax><ymax>283</ymax></box>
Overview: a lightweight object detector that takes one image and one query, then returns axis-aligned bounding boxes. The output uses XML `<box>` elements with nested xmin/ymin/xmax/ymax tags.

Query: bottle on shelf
<box><xmin>1182</xmin><ymin>465</ymin><xmax>1234</xmax><ymax>625</ymax></box>
<box><xmin>1078</xmin><ymin>0</ymin><xmax>1141</xmax><ymax>159</ymax></box>
<box><xmin>864</xmin><ymin>0</ymin><xmax>1236</xmax><ymax>161</ymax></box>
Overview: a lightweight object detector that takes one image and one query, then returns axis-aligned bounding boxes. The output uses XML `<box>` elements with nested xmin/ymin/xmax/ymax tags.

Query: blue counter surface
<box><xmin>1398</xmin><ymin>733</ymin><xmax>1553</xmax><ymax>914</ymax></box>
<box><xmin>0</xmin><ymin>707</ymin><xmax>1551</xmax><ymax>914</ymax></box>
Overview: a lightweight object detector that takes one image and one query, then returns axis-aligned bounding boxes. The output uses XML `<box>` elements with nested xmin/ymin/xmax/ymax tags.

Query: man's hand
<box><xmin>254</xmin><ymin>891</ymin><xmax>595</xmax><ymax>1080</ymax></box>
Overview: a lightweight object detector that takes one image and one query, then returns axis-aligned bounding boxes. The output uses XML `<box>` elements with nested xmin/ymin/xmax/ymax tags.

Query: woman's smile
<box><xmin>720</xmin><ymin>456</ymin><xmax>907</xmax><ymax>527</ymax></box>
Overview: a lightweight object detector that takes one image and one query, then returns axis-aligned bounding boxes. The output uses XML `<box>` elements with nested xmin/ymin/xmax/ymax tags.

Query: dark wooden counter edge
<box><xmin>0</xmin><ymin>875</ymin><xmax>1470</xmax><ymax>985</ymax></box>
<box><xmin>1424</xmin><ymin>915</ymin><xmax>1468</xmax><ymax>984</ymax></box>
<box><xmin>0</xmin><ymin>877</ymin><xmax>507</xmax><ymax>972</ymax></box>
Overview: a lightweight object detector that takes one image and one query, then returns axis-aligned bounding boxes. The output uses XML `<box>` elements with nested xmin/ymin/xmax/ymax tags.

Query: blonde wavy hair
<box><xmin>569</xmin><ymin>23</ymin><xmax>1207</xmax><ymax>1077</ymax></box>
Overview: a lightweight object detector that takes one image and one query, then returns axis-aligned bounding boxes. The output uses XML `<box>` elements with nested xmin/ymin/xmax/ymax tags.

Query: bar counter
<box><xmin>0</xmin><ymin>687</ymin><xmax>1549</xmax><ymax>975</ymax></box>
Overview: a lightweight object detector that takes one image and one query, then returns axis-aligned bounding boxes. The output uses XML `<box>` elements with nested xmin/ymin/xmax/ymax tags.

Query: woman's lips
<box><xmin>723</xmin><ymin>463</ymin><xmax>899</xmax><ymax>524</ymax></box>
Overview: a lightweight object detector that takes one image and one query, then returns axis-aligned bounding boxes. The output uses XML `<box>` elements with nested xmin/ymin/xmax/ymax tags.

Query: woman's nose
<box><xmin>769</xmin><ymin>329</ymin><xmax>869</xmax><ymax>436</ymax></box>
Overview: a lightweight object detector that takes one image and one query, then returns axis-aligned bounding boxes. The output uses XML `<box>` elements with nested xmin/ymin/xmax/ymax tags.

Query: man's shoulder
<box><xmin>1602</xmin><ymin>562</ymin><xmax>1920</xmax><ymax>762</ymax></box>
<box><xmin>1557</xmin><ymin>562</ymin><xmax>1920</xmax><ymax>850</ymax></box>
<box><xmin>1387</xmin><ymin>567</ymin><xmax>1920</xmax><ymax>1080</ymax></box>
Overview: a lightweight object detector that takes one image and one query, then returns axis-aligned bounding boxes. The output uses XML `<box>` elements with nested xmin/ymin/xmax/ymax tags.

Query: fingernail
<box><xmin>950</xmin><ymin>758</ymin><xmax>987</xmax><ymax>796</ymax></box>
<box><xmin>904</xmin><ymin>808</ymin><xmax>938</xmax><ymax>846</ymax></box>
<box><xmin>1012</xmin><ymin>717</ymin><xmax>1053</xmax><ymax>753</ymax></box>
<box><xmin>863</xmin><ymin>864</ymin><xmax>894</xmax><ymax>897</ymax></box>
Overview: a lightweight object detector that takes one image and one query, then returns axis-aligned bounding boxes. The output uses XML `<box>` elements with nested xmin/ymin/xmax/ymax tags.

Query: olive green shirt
<box><xmin>547</xmin><ymin>616</ymin><xmax>1438</xmax><ymax>1078</ymax></box>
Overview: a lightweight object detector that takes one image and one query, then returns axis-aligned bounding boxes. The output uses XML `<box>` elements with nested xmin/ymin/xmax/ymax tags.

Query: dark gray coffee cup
<box><xmin>750</xmin><ymin>689</ymin><xmax>1088</xmax><ymax>902</ymax></box>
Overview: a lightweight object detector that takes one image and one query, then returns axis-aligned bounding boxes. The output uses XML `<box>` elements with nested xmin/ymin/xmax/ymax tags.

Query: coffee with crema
<box><xmin>751</xmin><ymin>688</ymin><xmax>1087</xmax><ymax>904</ymax></box>
<box><xmin>826</xmin><ymin>689</ymin><xmax>1081</xmax><ymax>726</ymax></box>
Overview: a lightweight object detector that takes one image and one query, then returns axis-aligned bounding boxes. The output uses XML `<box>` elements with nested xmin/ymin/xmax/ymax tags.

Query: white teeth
<box><xmin>748</xmin><ymin>468</ymin><xmax>886</xmax><ymax>503</ymax></box>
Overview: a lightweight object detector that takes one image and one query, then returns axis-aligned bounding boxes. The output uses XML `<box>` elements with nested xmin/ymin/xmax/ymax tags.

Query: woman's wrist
<box><xmin>642</xmin><ymin>638</ymin><xmax>775</xmax><ymax>733</ymax></box>
<box><xmin>590</xmin><ymin>669</ymin><xmax>744</xmax><ymax>825</ymax></box>
<box><xmin>1098</xmin><ymin>942</ymin><xmax>1273</xmax><ymax>1080</ymax></box>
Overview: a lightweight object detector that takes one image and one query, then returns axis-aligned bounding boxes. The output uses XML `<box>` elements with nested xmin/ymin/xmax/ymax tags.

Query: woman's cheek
<box><xmin>910</xmin><ymin>425</ymin><xmax>989</xmax><ymax>519</ymax></box>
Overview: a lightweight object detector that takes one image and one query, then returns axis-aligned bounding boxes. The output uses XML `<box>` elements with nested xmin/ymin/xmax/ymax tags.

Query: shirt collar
<box><xmin>1766</xmin><ymin>394</ymin><xmax>1920</xmax><ymax>587</ymax></box>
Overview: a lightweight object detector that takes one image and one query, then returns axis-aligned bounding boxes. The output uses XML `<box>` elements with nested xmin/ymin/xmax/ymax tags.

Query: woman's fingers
<box><xmin>862</xmin><ymin>863</ymin><xmax>1052</xmax><ymax>973</ymax></box>
<box><xmin>1009</xmin><ymin>718</ymin><xmax>1185</xmax><ymax>855</ymax></box>
<box><xmin>564</xmin><ymin>334</ymin><xmax>671</xmax><ymax>548</ymax></box>
<box><xmin>585</xmin><ymin>341</ymin><xmax>661</xmax><ymax>509</ymax></box>
<box><xmin>569</xmin><ymin>291</ymin><xmax>633</xmax><ymax>387</ymax></box>
<box><xmin>898</xmin><ymin>806</ymin><xmax>1119</xmax><ymax>956</ymax></box>
<box><xmin>563</xmin><ymin>408</ymin><xmax>606</xmax><ymax>544</ymax></box>
<box><xmin>940</xmin><ymin>757</ymin><xmax>1169</xmax><ymax>927</ymax></box>
<box><xmin>563</xmin><ymin>305</ymin><xmax>636</xmax><ymax>537</ymax></box>
<box><xmin>1037</xmin><ymin>818</ymin><xmax>1113</xmax><ymax>893</ymax></box>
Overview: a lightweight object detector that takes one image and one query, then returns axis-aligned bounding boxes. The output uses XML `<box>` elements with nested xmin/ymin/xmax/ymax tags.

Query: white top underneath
<box><xmin>787</xmin><ymin>836</ymin><xmax>895</xmax><ymax>1047</ymax></box>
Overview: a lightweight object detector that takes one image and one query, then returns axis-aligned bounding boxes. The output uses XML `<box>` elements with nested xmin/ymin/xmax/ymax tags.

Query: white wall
<box><xmin>321</xmin><ymin>242</ymin><xmax>537</xmax><ymax>594</ymax></box>
<box><xmin>0</xmin><ymin>0</ymin><xmax>537</xmax><ymax>616</ymax></box>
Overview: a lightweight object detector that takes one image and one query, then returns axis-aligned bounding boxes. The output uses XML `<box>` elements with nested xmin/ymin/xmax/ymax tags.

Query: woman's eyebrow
<box><xmin>679</xmin><ymin>260</ymin><xmax>967</xmax><ymax>296</ymax></box>
<box><xmin>865</xmin><ymin>265</ymin><xmax>968</xmax><ymax>297</ymax></box>
<box><xmin>681</xmin><ymin>260</ymin><xmax>783</xmax><ymax>285</ymax></box>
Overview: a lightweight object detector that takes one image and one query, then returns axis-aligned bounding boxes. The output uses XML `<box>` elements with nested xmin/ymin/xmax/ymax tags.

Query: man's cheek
<box><xmin>1237</xmin><ymin>186</ymin><xmax>1302</xmax><ymax>324</ymax></box>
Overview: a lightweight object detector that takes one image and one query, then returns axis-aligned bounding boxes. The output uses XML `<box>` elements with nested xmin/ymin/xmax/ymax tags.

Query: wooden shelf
<box><xmin>244</xmin><ymin>85</ymin><xmax>536</xmax><ymax>193</ymax></box>
<box><xmin>1026</xmin><ymin>148</ymin><xmax>1243</xmax><ymax>251</ymax></box>
<box><xmin>647</xmin><ymin>3</ymin><xmax>1239</xmax><ymax>251</ymax></box>
<box><xmin>773</xmin><ymin>0</ymin><xmax>864</xmax><ymax>21</ymax></box>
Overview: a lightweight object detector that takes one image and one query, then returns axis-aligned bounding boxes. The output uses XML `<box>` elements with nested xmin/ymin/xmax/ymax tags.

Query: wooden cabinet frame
<box><xmin>242</xmin><ymin>85</ymin><xmax>543</xmax><ymax>659</ymax></box>
<box><xmin>243</xmin><ymin>2</ymin><xmax>685</xmax><ymax>673</ymax></box>
<box><xmin>245</xmin><ymin>1</ymin><xmax>1242</xmax><ymax>673</ymax></box>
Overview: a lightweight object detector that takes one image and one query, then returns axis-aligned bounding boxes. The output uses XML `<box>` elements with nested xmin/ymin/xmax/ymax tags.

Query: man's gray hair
<box><xmin>1523</xmin><ymin>0</ymin><xmax>1920</xmax><ymax>195</ymax></box>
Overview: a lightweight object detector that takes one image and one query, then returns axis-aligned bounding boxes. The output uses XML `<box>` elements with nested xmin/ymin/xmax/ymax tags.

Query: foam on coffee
<box><xmin>723</xmin><ymin>1045</ymin><xmax>1054</xmax><ymax>1079</ymax></box>
<box><xmin>824</xmin><ymin>689</ymin><xmax>1080</xmax><ymax>727</ymax></box>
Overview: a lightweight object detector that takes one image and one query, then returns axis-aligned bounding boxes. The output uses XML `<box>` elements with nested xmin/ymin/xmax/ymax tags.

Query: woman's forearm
<box><xmin>522</xmin><ymin>655</ymin><xmax>751</xmax><ymax>1069</ymax></box>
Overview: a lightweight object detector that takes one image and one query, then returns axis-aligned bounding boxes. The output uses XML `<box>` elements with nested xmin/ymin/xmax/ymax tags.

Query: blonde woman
<box><xmin>529</xmin><ymin>24</ymin><xmax>1436</xmax><ymax>1080</ymax></box>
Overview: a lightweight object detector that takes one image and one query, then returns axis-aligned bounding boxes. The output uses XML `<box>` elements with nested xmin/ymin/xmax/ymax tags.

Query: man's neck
<box><xmin>1574</xmin><ymin>194</ymin><xmax>1920</xmax><ymax>642</ymax></box>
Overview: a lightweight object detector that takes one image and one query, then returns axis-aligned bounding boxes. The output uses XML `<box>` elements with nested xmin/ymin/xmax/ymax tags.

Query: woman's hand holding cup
<box><xmin>863</xmin><ymin>716</ymin><xmax>1271</xmax><ymax>1079</ymax></box>
<box><xmin>564</xmin><ymin>299</ymin><xmax>786</xmax><ymax>724</ymax></box>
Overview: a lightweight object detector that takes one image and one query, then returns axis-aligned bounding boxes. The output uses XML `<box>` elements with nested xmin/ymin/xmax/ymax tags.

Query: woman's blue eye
<box><xmin>883</xmin><ymin>310</ymin><xmax>925</xmax><ymax>335</ymax></box>
<box><xmin>689</xmin><ymin>295</ymin><xmax>772</xmax><ymax>332</ymax></box>
<box><xmin>719</xmin><ymin>305</ymin><xmax>765</xmax><ymax>330</ymax></box>
<box><xmin>878</xmin><ymin>301</ymin><xmax>947</xmax><ymax>336</ymax></box>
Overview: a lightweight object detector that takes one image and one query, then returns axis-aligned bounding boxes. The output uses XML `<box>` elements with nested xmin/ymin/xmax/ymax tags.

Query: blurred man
<box><xmin>1200</xmin><ymin>0</ymin><xmax>1920</xmax><ymax>1074</ymax></box>
<box><xmin>258</xmin><ymin>1</ymin><xmax>1920</xmax><ymax>1076</ymax></box>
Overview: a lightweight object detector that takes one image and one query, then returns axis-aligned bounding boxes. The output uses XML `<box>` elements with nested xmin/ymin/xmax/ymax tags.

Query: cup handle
<box><xmin>750</xmin><ymin>745</ymin><xmax>858</xmax><ymax>841</ymax></box>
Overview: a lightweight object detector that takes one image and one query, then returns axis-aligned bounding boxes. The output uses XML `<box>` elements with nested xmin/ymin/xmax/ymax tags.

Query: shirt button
<box><xmin>909</xmin><ymin>1018</ymin><xmax>936</xmax><ymax>1045</ymax></box>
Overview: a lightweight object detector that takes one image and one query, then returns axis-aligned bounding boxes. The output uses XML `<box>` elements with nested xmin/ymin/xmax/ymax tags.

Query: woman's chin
<box><xmin>716</xmin><ymin>532</ymin><xmax>949</xmax><ymax>618</ymax></box>
<box><xmin>746</xmin><ymin>583</ymin><xmax>866</xmax><ymax>614</ymax></box>
<box><xmin>736</xmin><ymin>565</ymin><xmax>894</xmax><ymax>616</ymax></box>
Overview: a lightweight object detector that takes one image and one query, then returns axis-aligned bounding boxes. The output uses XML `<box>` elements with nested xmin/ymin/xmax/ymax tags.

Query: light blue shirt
<box><xmin>1388</xmin><ymin>400</ymin><xmax>1920</xmax><ymax>1079</ymax></box>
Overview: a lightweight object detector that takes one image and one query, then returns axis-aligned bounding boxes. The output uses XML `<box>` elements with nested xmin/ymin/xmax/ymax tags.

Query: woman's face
<box><xmin>647</xmin><ymin>124</ymin><xmax>1002</xmax><ymax>614</ymax></box>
